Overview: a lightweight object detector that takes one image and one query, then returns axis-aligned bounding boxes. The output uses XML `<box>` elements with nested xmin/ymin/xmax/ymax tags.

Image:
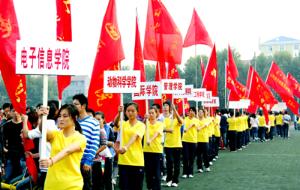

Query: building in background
<box><xmin>259</xmin><ymin>36</ymin><xmax>300</xmax><ymax>57</ymax></box>
<box><xmin>62</xmin><ymin>76</ymin><xmax>90</xmax><ymax>104</ymax></box>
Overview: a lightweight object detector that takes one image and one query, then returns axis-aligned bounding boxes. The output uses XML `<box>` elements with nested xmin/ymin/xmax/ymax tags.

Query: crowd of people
<box><xmin>0</xmin><ymin>94</ymin><xmax>296</xmax><ymax>190</ymax></box>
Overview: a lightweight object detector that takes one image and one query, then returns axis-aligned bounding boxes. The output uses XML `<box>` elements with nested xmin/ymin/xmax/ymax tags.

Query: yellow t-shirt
<box><xmin>213</xmin><ymin>116</ymin><xmax>221</xmax><ymax>137</ymax></box>
<box><xmin>164</xmin><ymin>117</ymin><xmax>182</xmax><ymax>148</ymax></box>
<box><xmin>182</xmin><ymin>117</ymin><xmax>198</xmax><ymax>143</ymax></box>
<box><xmin>258</xmin><ymin>116</ymin><xmax>266</xmax><ymax>127</ymax></box>
<box><xmin>243</xmin><ymin>115</ymin><xmax>249</xmax><ymax>130</ymax></box>
<box><xmin>275</xmin><ymin>114</ymin><xmax>283</xmax><ymax>125</ymax></box>
<box><xmin>206</xmin><ymin>117</ymin><xmax>214</xmax><ymax>137</ymax></box>
<box><xmin>118</xmin><ymin>121</ymin><xmax>145</xmax><ymax>166</ymax></box>
<box><xmin>44</xmin><ymin>130</ymin><xmax>86</xmax><ymax>190</ymax></box>
<box><xmin>269</xmin><ymin>115</ymin><xmax>275</xmax><ymax>127</ymax></box>
<box><xmin>236</xmin><ymin>117</ymin><xmax>243</xmax><ymax>132</ymax></box>
<box><xmin>227</xmin><ymin>117</ymin><xmax>237</xmax><ymax>131</ymax></box>
<box><xmin>197</xmin><ymin>118</ymin><xmax>209</xmax><ymax>143</ymax></box>
<box><xmin>143</xmin><ymin>121</ymin><xmax>164</xmax><ymax>153</ymax></box>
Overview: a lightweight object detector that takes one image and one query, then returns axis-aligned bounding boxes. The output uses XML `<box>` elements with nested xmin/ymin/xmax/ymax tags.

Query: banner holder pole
<box><xmin>41</xmin><ymin>75</ymin><xmax>48</xmax><ymax>160</ymax></box>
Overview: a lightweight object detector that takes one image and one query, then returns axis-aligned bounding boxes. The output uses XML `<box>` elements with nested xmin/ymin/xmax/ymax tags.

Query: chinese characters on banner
<box><xmin>161</xmin><ymin>79</ymin><xmax>185</xmax><ymax>94</ymax></box>
<box><xmin>173</xmin><ymin>85</ymin><xmax>194</xmax><ymax>99</ymax></box>
<box><xmin>103</xmin><ymin>70</ymin><xmax>141</xmax><ymax>93</ymax></box>
<box><xmin>228</xmin><ymin>99</ymin><xmax>250</xmax><ymax>109</ymax></box>
<box><xmin>132</xmin><ymin>82</ymin><xmax>161</xmax><ymax>100</ymax></box>
<box><xmin>16</xmin><ymin>41</ymin><xmax>78</xmax><ymax>75</ymax></box>
<box><xmin>203</xmin><ymin>97</ymin><xmax>220</xmax><ymax>107</ymax></box>
<box><xmin>188</xmin><ymin>88</ymin><xmax>208</xmax><ymax>101</ymax></box>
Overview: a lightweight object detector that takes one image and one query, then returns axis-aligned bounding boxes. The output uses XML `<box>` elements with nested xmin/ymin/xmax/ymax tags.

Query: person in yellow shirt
<box><xmin>268</xmin><ymin>111</ymin><xmax>276</xmax><ymax>140</ymax></box>
<box><xmin>143</xmin><ymin>107</ymin><xmax>164</xmax><ymax>190</ymax></box>
<box><xmin>196</xmin><ymin>108</ymin><xmax>211</xmax><ymax>172</ymax></box>
<box><xmin>227</xmin><ymin>111</ymin><xmax>237</xmax><ymax>151</ymax></box>
<box><xmin>235</xmin><ymin>112</ymin><xmax>243</xmax><ymax>150</ymax></box>
<box><xmin>258</xmin><ymin>112</ymin><xmax>266</xmax><ymax>142</ymax></box>
<box><xmin>275</xmin><ymin>112</ymin><xmax>283</xmax><ymax>137</ymax></box>
<box><xmin>39</xmin><ymin>104</ymin><xmax>87</xmax><ymax>190</ymax></box>
<box><xmin>182</xmin><ymin>107</ymin><xmax>198</xmax><ymax>178</ymax></box>
<box><xmin>114</xmin><ymin>102</ymin><xmax>146</xmax><ymax>190</ymax></box>
<box><xmin>163</xmin><ymin>101</ymin><xmax>183</xmax><ymax>187</ymax></box>
<box><xmin>213</xmin><ymin>110</ymin><xmax>221</xmax><ymax>160</ymax></box>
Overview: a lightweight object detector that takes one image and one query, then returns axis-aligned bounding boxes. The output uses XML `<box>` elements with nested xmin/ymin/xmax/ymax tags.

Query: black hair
<box><xmin>27</xmin><ymin>109</ymin><xmax>39</xmax><ymax>127</ymax></box>
<box><xmin>72</xmin><ymin>93</ymin><xmax>88</xmax><ymax>109</ymax></box>
<box><xmin>163</xmin><ymin>101</ymin><xmax>171</xmax><ymax>108</ymax></box>
<box><xmin>189</xmin><ymin>107</ymin><xmax>196</xmax><ymax>113</ymax></box>
<box><xmin>95</xmin><ymin>111</ymin><xmax>106</xmax><ymax>124</ymax></box>
<box><xmin>2</xmin><ymin>103</ymin><xmax>12</xmax><ymax>110</ymax></box>
<box><xmin>48</xmin><ymin>100</ymin><xmax>59</xmax><ymax>120</ymax></box>
<box><xmin>152</xmin><ymin>103</ymin><xmax>161</xmax><ymax>110</ymax></box>
<box><xmin>86</xmin><ymin>108</ymin><xmax>95</xmax><ymax>117</ymax></box>
<box><xmin>125</xmin><ymin>102</ymin><xmax>139</xmax><ymax>112</ymax></box>
<box><xmin>59</xmin><ymin>104</ymin><xmax>82</xmax><ymax>133</ymax></box>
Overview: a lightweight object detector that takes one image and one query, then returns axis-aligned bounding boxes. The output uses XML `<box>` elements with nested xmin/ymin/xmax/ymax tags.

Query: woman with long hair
<box><xmin>39</xmin><ymin>104</ymin><xmax>86</xmax><ymax>190</ymax></box>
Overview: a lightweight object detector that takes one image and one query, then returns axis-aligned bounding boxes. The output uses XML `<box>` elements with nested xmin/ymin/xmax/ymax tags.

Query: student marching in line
<box><xmin>196</xmin><ymin>108</ymin><xmax>211</xmax><ymax>173</ymax></box>
<box><xmin>282</xmin><ymin>110</ymin><xmax>291</xmax><ymax>138</ymax></box>
<box><xmin>227</xmin><ymin>111</ymin><xmax>237</xmax><ymax>152</ymax></box>
<box><xmin>258</xmin><ymin>112</ymin><xmax>266</xmax><ymax>142</ymax></box>
<box><xmin>143</xmin><ymin>107</ymin><xmax>164</xmax><ymax>190</ymax></box>
<box><xmin>163</xmin><ymin>101</ymin><xmax>183</xmax><ymax>187</ymax></box>
<box><xmin>181</xmin><ymin>107</ymin><xmax>198</xmax><ymax>178</ymax></box>
<box><xmin>40</xmin><ymin>104</ymin><xmax>87</xmax><ymax>190</ymax></box>
<box><xmin>235</xmin><ymin>112</ymin><xmax>243</xmax><ymax>150</ymax></box>
<box><xmin>268</xmin><ymin>111</ymin><xmax>276</xmax><ymax>140</ymax></box>
<box><xmin>114</xmin><ymin>102</ymin><xmax>146</xmax><ymax>190</ymax></box>
<box><xmin>250</xmin><ymin>113</ymin><xmax>259</xmax><ymax>141</ymax></box>
<box><xmin>213</xmin><ymin>110</ymin><xmax>221</xmax><ymax>160</ymax></box>
<box><xmin>275</xmin><ymin>112</ymin><xmax>283</xmax><ymax>137</ymax></box>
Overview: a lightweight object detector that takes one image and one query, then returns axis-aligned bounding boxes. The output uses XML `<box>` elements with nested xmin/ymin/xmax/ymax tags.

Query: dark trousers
<box><xmin>269</xmin><ymin>127</ymin><xmax>275</xmax><ymax>140</ymax></box>
<box><xmin>282</xmin><ymin>123</ymin><xmax>289</xmax><ymax>138</ymax></box>
<box><xmin>276</xmin><ymin>125</ymin><xmax>282</xmax><ymax>136</ymax></box>
<box><xmin>92</xmin><ymin>158</ymin><xmax>113</xmax><ymax>190</ymax></box>
<box><xmin>119</xmin><ymin>165</ymin><xmax>144</xmax><ymax>190</ymax></box>
<box><xmin>81</xmin><ymin>164</ymin><xmax>93</xmax><ymax>190</ymax></box>
<box><xmin>258</xmin><ymin>127</ymin><xmax>266</xmax><ymax>141</ymax></box>
<box><xmin>38</xmin><ymin>172</ymin><xmax>47</xmax><ymax>190</ymax></box>
<box><xmin>237</xmin><ymin>132</ymin><xmax>242</xmax><ymax>149</ymax></box>
<box><xmin>165</xmin><ymin>147</ymin><xmax>181</xmax><ymax>183</ymax></box>
<box><xmin>228</xmin><ymin>130</ymin><xmax>237</xmax><ymax>151</ymax></box>
<box><xmin>208</xmin><ymin>137</ymin><xmax>214</xmax><ymax>162</ymax></box>
<box><xmin>220</xmin><ymin>127</ymin><xmax>228</xmax><ymax>147</ymax></box>
<box><xmin>196</xmin><ymin>142</ymin><xmax>209</xmax><ymax>169</ymax></box>
<box><xmin>214</xmin><ymin>137</ymin><xmax>220</xmax><ymax>157</ymax></box>
<box><xmin>144</xmin><ymin>153</ymin><xmax>162</xmax><ymax>190</ymax></box>
<box><xmin>182</xmin><ymin>142</ymin><xmax>196</xmax><ymax>175</ymax></box>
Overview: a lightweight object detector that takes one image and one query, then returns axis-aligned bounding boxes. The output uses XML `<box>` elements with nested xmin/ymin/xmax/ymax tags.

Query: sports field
<box><xmin>161</xmin><ymin>129</ymin><xmax>300</xmax><ymax>190</ymax></box>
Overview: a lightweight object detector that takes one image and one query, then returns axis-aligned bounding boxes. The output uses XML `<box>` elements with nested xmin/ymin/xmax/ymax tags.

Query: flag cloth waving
<box><xmin>287</xmin><ymin>72</ymin><xmax>300</xmax><ymax>98</ymax></box>
<box><xmin>88</xmin><ymin>0</ymin><xmax>124</xmax><ymax>122</ymax></box>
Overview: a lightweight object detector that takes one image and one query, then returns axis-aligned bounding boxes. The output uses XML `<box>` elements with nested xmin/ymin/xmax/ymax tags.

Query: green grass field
<box><xmin>161</xmin><ymin>129</ymin><xmax>300</xmax><ymax>190</ymax></box>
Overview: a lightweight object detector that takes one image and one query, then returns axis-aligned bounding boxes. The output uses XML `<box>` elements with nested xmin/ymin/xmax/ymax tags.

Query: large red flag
<box><xmin>143</xmin><ymin>0</ymin><xmax>183</xmax><ymax>64</ymax></box>
<box><xmin>56</xmin><ymin>0</ymin><xmax>72</xmax><ymax>100</ymax></box>
<box><xmin>88</xmin><ymin>0</ymin><xmax>124</xmax><ymax>122</ymax></box>
<box><xmin>202</xmin><ymin>44</ymin><xmax>218</xmax><ymax>96</ymax></box>
<box><xmin>133</xmin><ymin>16</ymin><xmax>147</xmax><ymax>117</ymax></box>
<box><xmin>287</xmin><ymin>72</ymin><xmax>300</xmax><ymax>98</ymax></box>
<box><xmin>246</xmin><ymin>66</ymin><xmax>257</xmax><ymax>113</ymax></box>
<box><xmin>183</xmin><ymin>8</ymin><xmax>213</xmax><ymax>48</ymax></box>
<box><xmin>249</xmin><ymin>69</ymin><xmax>277</xmax><ymax>123</ymax></box>
<box><xmin>0</xmin><ymin>0</ymin><xmax>38</xmax><ymax>182</ymax></box>
<box><xmin>0</xmin><ymin>0</ymin><xmax>26</xmax><ymax>114</ymax></box>
<box><xmin>227</xmin><ymin>45</ymin><xmax>239</xmax><ymax>79</ymax></box>
<box><xmin>266</xmin><ymin>61</ymin><xmax>299</xmax><ymax>114</ymax></box>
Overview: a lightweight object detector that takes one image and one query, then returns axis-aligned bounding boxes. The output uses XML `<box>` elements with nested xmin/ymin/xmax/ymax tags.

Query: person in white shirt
<box><xmin>282</xmin><ymin>110</ymin><xmax>291</xmax><ymax>139</ymax></box>
<box><xmin>250</xmin><ymin>113</ymin><xmax>259</xmax><ymax>141</ymax></box>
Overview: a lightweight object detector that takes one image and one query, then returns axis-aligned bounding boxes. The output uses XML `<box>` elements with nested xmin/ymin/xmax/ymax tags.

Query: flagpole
<box><xmin>195</xmin><ymin>45</ymin><xmax>198</xmax><ymax>88</ymax></box>
<box><xmin>145</xmin><ymin>100</ymin><xmax>150</xmax><ymax>146</ymax></box>
<box><xmin>119</xmin><ymin>62</ymin><xmax>124</xmax><ymax>147</ymax></box>
<box><xmin>41</xmin><ymin>75</ymin><xmax>48</xmax><ymax>160</ymax></box>
<box><xmin>225</xmin><ymin>60</ymin><xmax>227</xmax><ymax>109</ymax></box>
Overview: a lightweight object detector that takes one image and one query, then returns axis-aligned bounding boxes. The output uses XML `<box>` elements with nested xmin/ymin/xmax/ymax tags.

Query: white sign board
<box><xmin>132</xmin><ymin>82</ymin><xmax>161</xmax><ymax>100</ymax></box>
<box><xmin>228</xmin><ymin>101</ymin><xmax>241</xmax><ymax>109</ymax></box>
<box><xmin>103</xmin><ymin>70</ymin><xmax>141</xmax><ymax>93</ymax></box>
<box><xmin>161</xmin><ymin>79</ymin><xmax>185</xmax><ymax>94</ymax></box>
<box><xmin>173</xmin><ymin>85</ymin><xmax>194</xmax><ymax>98</ymax></box>
<box><xmin>203</xmin><ymin>97</ymin><xmax>220</xmax><ymax>107</ymax></box>
<box><xmin>229</xmin><ymin>99</ymin><xmax>250</xmax><ymax>109</ymax></box>
<box><xmin>205</xmin><ymin>91</ymin><xmax>212</xmax><ymax>101</ymax></box>
<box><xmin>16</xmin><ymin>40</ymin><xmax>81</xmax><ymax>75</ymax></box>
<box><xmin>271</xmin><ymin>102</ymin><xmax>287</xmax><ymax>112</ymax></box>
<box><xmin>188</xmin><ymin>88</ymin><xmax>207</xmax><ymax>101</ymax></box>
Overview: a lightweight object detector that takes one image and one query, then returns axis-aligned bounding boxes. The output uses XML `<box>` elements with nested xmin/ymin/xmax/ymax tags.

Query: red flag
<box><xmin>183</xmin><ymin>8</ymin><xmax>213</xmax><ymax>48</ymax></box>
<box><xmin>143</xmin><ymin>0</ymin><xmax>183</xmax><ymax>64</ymax></box>
<box><xmin>266</xmin><ymin>61</ymin><xmax>299</xmax><ymax>114</ymax></box>
<box><xmin>200</xmin><ymin>56</ymin><xmax>205</xmax><ymax>78</ymax></box>
<box><xmin>249</xmin><ymin>68</ymin><xmax>277</xmax><ymax>123</ymax></box>
<box><xmin>56</xmin><ymin>0</ymin><xmax>72</xmax><ymax>100</ymax></box>
<box><xmin>0</xmin><ymin>0</ymin><xmax>26</xmax><ymax>114</ymax></box>
<box><xmin>287</xmin><ymin>73</ymin><xmax>300</xmax><ymax>98</ymax></box>
<box><xmin>202</xmin><ymin>44</ymin><xmax>218</xmax><ymax>96</ymax></box>
<box><xmin>245</xmin><ymin>66</ymin><xmax>257</xmax><ymax>113</ymax></box>
<box><xmin>227</xmin><ymin>45</ymin><xmax>239</xmax><ymax>79</ymax></box>
<box><xmin>88</xmin><ymin>0</ymin><xmax>124</xmax><ymax>122</ymax></box>
<box><xmin>133</xmin><ymin>16</ymin><xmax>147</xmax><ymax>117</ymax></box>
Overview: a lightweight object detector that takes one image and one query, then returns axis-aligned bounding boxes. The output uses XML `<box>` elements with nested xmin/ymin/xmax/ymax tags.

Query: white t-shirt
<box><xmin>27</xmin><ymin>119</ymin><xmax>58</xmax><ymax>172</ymax></box>
<box><xmin>250</xmin><ymin>117</ymin><xmax>259</xmax><ymax>128</ymax></box>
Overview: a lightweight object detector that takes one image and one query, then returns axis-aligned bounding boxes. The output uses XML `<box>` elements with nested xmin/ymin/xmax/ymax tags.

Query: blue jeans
<box><xmin>251</xmin><ymin>128</ymin><xmax>258</xmax><ymax>140</ymax></box>
<box><xmin>4</xmin><ymin>159</ymin><xmax>26</xmax><ymax>183</ymax></box>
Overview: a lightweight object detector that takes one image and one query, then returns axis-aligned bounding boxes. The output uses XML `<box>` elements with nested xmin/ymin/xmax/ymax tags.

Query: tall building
<box><xmin>259</xmin><ymin>36</ymin><xmax>300</xmax><ymax>57</ymax></box>
<box><xmin>62</xmin><ymin>76</ymin><xmax>90</xmax><ymax>104</ymax></box>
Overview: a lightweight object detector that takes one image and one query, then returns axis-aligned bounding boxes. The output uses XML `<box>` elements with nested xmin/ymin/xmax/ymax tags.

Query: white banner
<box><xmin>103</xmin><ymin>71</ymin><xmax>141</xmax><ymax>93</ymax></box>
<box><xmin>173</xmin><ymin>85</ymin><xmax>194</xmax><ymax>98</ymax></box>
<box><xmin>188</xmin><ymin>88</ymin><xmax>208</xmax><ymax>101</ymax></box>
<box><xmin>228</xmin><ymin>99</ymin><xmax>250</xmax><ymax>109</ymax></box>
<box><xmin>228</xmin><ymin>101</ymin><xmax>240</xmax><ymax>109</ymax></box>
<box><xmin>161</xmin><ymin>79</ymin><xmax>185</xmax><ymax>94</ymax></box>
<box><xmin>132</xmin><ymin>82</ymin><xmax>161</xmax><ymax>100</ymax></box>
<box><xmin>271</xmin><ymin>102</ymin><xmax>287</xmax><ymax>112</ymax></box>
<box><xmin>205</xmin><ymin>91</ymin><xmax>212</xmax><ymax>101</ymax></box>
<box><xmin>16</xmin><ymin>40</ymin><xmax>82</xmax><ymax>75</ymax></box>
<box><xmin>203</xmin><ymin>97</ymin><xmax>219</xmax><ymax>107</ymax></box>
